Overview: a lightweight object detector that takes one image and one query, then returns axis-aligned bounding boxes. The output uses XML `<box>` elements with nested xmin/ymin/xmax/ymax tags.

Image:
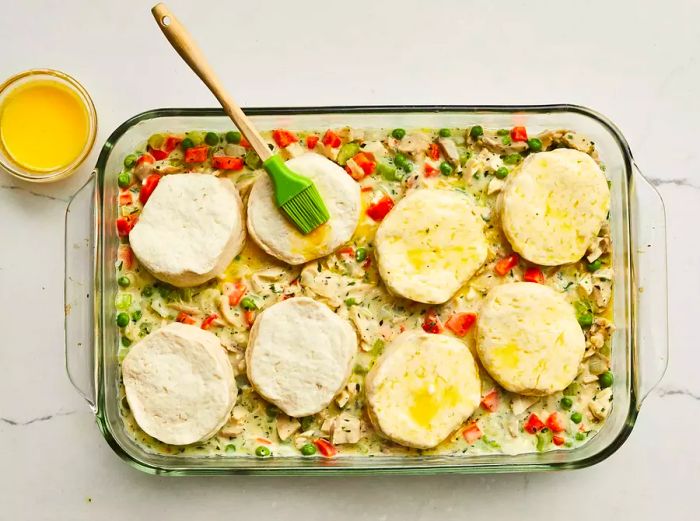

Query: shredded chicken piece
<box><xmin>218</xmin><ymin>295</ymin><xmax>245</xmax><ymax>328</ymax></box>
<box><xmin>293</xmin><ymin>430</ymin><xmax>315</xmax><ymax>449</ymax></box>
<box><xmin>535</xmin><ymin>130</ymin><xmax>565</xmax><ymax>150</ymax></box>
<box><xmin>479</xmin><ymin>134</ymin><xmax>528</xmax><ymax>154</ymax></box>
<box><xmin>589</xmin><ymin>388</ymin><xmax>613</xmax><ymax>420</ymax></box>
<box><xmin>154</xmin><ymin>164</ymin><xmax>184</xmax><ymax>175</ymax></box>
<box><xmin>276</xmin><ymin>415</ymin><xmax>301</xmax><ymax>441</ymax></box>
<box><xmin>224</xmin><ymin>143</ymin><xmax>246</xmax><ymax>157</ymax></box>
<box><xmin>582</xmin><ymin>372</ymin><xmax>599</xmax><ymax>384</ymax></box>
<box><xmin>562</xmin><ymin>131</ymin><xmax>595</xmax><ymax>155</ymax></box>
<box><xmin>586</xmin><ymin>236</ymin><xmax>611</xmax><ymax>262</ymax></box>
<box><xmin>463</xmin><ymin>149</ymin><xmax>503</xmax><ymax>184</ymax></box>
<box><xmin>437</xmin><ymin>137</ymin><xmax>461</xmax><ymax>166</ymax></box>
<box><xmin>487</xmin><ymin>178</ymin><xmax>505</xmax><ymax>195</ymax></box>
<box><xmin>251</xmin><ymin>267</ymin><xmax>293</xmax><ymax>294</ymax></box>
<box><xmin>345</xmin><ymin>158</ymin><xmax>365</xmax><ymax>180</ymax></box>
<box><xmin>219</xmin><ymin>405</ymin><xmax>249</xmax><ymax>437</ymax></box>
<box><xmin>591</xmin><ymin>269</ymin><xmax>613</xmax><ymax>311</ymax></box>
<box><xmin>134</xmin><ymin>160</ymin><xmax>154</xmax><ymax>180</ymax></box>
<box><xmin>577</xmin><ymin>273</ymin><xmax>594</xmax><ymax>296</ymax></box>
<box><xmin>299</xmin><ymin>264</ymin><xmax>348</xmax><ymax>308</ymax></box>
<box><xmin>167</xmin><ymin>302</ymin><xmax>202</xmax><ymax>315</ymax></box>
<box><xmin>510</xmin><ymin>394</ymin><xmax>539</xmax><ymax>415</ymax></box>
<box><xmin>321</xmin><ymin>144</ymin><xmax>339</xmax><ymax>161</ymax></box>
<box><xmin>397</xmin><ymin>132</ymin><xmax>431</xmax><ymax>158</ymax></box>
<box><xmin>320</xmin><ymin>417</ymin><xmax>335</xmax><ymax>435</ymax></box>
<box><xmin>586</xmin><ymin>317</ymin><xmax>614</xmax><ymax>350</ymax></box>
<box><xmin>335</xmin><ymin>390</ymin><xmax>350</xmax><ymax>408</ymax></box>
<box><xmin>362</xmin><ymin>140</ymin><xmax>388</xmax><ymax>158</ymax></box>
<box><xmin>331</xmin><ymin>413</ymin><xmax>361</xmax><ymax>445</ymax></box>
<box><xmin>280</xmin><ymin>142</ymin><xmax>305</xmax><ymax>160</ymax></box>
<box><xmin>507</xmin><ymin>417</ymin><xmax>520</xmax><ymax>438</ymax></box>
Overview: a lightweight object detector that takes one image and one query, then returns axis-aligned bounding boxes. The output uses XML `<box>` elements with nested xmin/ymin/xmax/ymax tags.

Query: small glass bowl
<box><xmin>0</xmin><ymin>69</ymin><xmax>97</xmax><ymax>183</ymax></box>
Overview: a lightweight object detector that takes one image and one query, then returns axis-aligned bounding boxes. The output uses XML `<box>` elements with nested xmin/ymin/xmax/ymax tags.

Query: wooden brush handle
<box><xmin>151</xmin><ymin>3</ymin><xmax>272</xmax><ymax>161</ymax></box>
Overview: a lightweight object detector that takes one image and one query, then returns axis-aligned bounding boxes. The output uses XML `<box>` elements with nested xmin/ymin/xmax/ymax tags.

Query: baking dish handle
<box><xmin>630</xmin><ymin>163</ymin><xmax>669</xmax><ymax>407</ymax></box>
<box><xmin>64</xmin><ymin>172</ymin><xmax>98</xmax><ymax>412</ymax></box>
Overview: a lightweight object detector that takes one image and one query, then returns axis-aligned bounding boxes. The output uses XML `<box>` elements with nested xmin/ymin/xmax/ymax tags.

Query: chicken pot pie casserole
<box><xmin>114</xmin><ymin>126</ymin><xmax>614</xmax><ymax>458</ymax></box>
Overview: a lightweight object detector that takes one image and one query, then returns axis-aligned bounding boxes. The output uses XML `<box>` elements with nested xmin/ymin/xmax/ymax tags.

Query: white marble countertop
<box><xmin>1</xmin><ymin>0</ymin><xmax>697</xmax><ymax>519</ymax></box>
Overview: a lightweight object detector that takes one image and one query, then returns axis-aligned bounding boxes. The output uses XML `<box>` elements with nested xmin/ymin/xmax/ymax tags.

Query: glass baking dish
<box><xmin>64</xmin><ymin>105</ymin><xmax>668</xmax><ymax>475</ymax></box>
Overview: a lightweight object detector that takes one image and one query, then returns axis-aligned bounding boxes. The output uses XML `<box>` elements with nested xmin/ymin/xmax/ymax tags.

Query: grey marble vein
<box><xmin>0</xmin><ymin>410</ymin><xmax>77</xmax><ymax>427</ymax></box>
<box><xmin>646</xmin><ymin>177</ymin><xmax>700</xmax><ymax>191</ymax></box>
<box><xmin>0</xmin><ymin>184</ymin><xmax>69</xmax><ymax>202</ymax></box>
<box><xmin>656</xmin><ymin>387</ymin><xmax>700</xmax><ymax>401</ymax></box>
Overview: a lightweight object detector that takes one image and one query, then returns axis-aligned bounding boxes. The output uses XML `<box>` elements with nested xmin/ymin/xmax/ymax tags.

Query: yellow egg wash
<box><xmin>290</xmin><ymin>221</ymin><xmax>332</xmax><ymax>257</ymax></box>
<box><xmin>0</xmin><ymin>80</ymin><xmax>89</xmax><ymax>172</ymax></box>
<box><xmin>409</xmin><ymin>384</ymin><xmax>460</xmax><ymax>428</ymax></box>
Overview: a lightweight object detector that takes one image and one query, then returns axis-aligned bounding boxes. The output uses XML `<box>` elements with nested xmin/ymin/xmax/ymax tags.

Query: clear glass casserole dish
<box><xmin>64</xmin><ymin>105</ymin><xmax>668</xmax><ymax>475</ymax></box>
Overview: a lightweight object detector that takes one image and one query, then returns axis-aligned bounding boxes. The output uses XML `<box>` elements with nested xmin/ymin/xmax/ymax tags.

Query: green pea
<box><xmin>255</xmin><ymin>446</ymin><xmax>271</xmax><ymax>457</ymax></box>
<box><xmin>301</xmin><ymin>443</ymin><xmax>317</xmax><ymax>456</ymax></box>
<box><xmin>142</xmin><ymin>286</ymin><xmax>153</xmax><ymax>297</ymax></box>
<box><xmin>469</xmin><ymin>126</ymin><xmax>484</xmax><ymax>139</ymax></box>
<box><xmin>394</xmin><ymin>153</ymin><xmax>411</xmax><ymax>172</ymax></box>
<box><xmin>439</xmin><ymin>161</ymin><xmax>453</xmax><ymax>176</ymax></box>
<box><xmin>204</xmin><ymin>132</ymin><xmax>220</xmax><ymax>146</ymax></box>
<box><xmin>501</xmin><ymin>135</ymin><xmax>512</xmax><ymax>146</ymax></box>
<box><xmin>598</xmin><ymin>371</ymin><xmax>614</xmax><ymax>388</ymax></box>
<box><xmin>575</xmin><ymin>432</ymin><xmax>586</xmax><ymax>441</ymax></box>
<box><xmin>577</xmin><ymin>312</ymin><xmax>594</xmax><ymax>328</ymax></box>
<box><xmin>181</xmin><ymin>137</ymin><xmax>194</xmax><ymax>150</ymax></box>
<box><xmin>345</xmin><ymin>297</ymin><xmax>358</xmax><ymax>307</ymax></box>
<box><xmin>116</xmin><ymin>313</ymin><xmax>130</xmax><ymax>328</ymax></box>
<box><xmin>495</xmin><ymin>167</ymin><xmax>509</xmax><ymax>179</ymax></box>
<box><xmin>131</xmin><ymin>310</ymin><xmax>142</xmax><ymax>322</ymax></box>
<box><xmin>355</xmin><ymin>247</ymin><xmax>368</xmax><ymax>262</ymax></box>
<box><xmin>527</xmin><ymin>138</ymin><xmax>543</xmax><ymax>152</ymax></box>
<box><xmin>459</xmin><ymin>151</ymin><xmax>472</xmax><ymax>166</ymax></box>
<box><xmin>503</xmin><ymin>153</ymin><xmax>522</xmax><ymax>165</ymax></box>
<box><xmin>496</xmin><ymin>129</ymin><xmax>509</xmax><ymax>136</ymax></box>
<box><xmin>391</xmin><ymin>128</ymin><xmax>406</xmax><ymax>139</ymax></box>
<box><xmin>438</xmin><ymin>128</ymin><xmax>451</xmax><ymax>137</ymax></box>
<box><xmin>226</xmin><ymin>131</ymin><xmax>242</xmax><ymax>144</ymax></box>
<box><xmin>570</xmin><ymin>412</ymin><xmax>583</xmax><ymax>424</ymax></box>
<box><xmin>240</xmin><ymin>296</ymin><xmax>258</xmax><ymax>311</ymax></box>
<box><xmin>117</xmin><ymin>172</ymin><xmax>131</xmax><ymax>188</ymax></box>
<box><xmin>225</xmin><ymin>444</ymin><xmax>236</xmax><ymax>453</ymax></box>
<box><xmin>587</xmin><ymin>259</ymin><xmax>603</xmax><ymax>272</ymax></box>
<box><xmin>560</xmin><ymin>397</ymin><xmax>573</xmax><ymax>410</ymax></box>
<box><xmin>117</xmin><ymin>276</ymin><xmax>130</xmax><ymax>288</ymax></box>
<box><xmin>123</xmin><ymin>154</ymin><xmax>138</xmax><ymax>168</ymax></box>
<box><xmin>121</xmin><ymin>336</ymin><xmax>132</xmax><ymax>347</ymax></box>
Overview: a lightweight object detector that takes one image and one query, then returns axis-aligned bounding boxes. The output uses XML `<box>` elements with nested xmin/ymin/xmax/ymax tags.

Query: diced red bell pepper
<box><xmin>118</xmin><ymin>245</ymin><xmax>134</xmax><ymax>269</ymax></box>
<box><xmin>119</xmin><ymin>191</ymin><xmax>133</xmax><ymax>206</ymax></box>
<box><xmin>201</xmin><ymin>313</ymin><xmax>218</xmax><ymax>330</ymax></box>
<box><xmin>139</xmin><ymin>174</ymin><xmax>161</xmax><ymax>205</ymax></box>
<box><xmin>184</xmin><ymin>145</ymin><xmax>209</xmax><ymax>163</ymax></box>
<box><xmin>424</xmin><ymin>163</ymin><xmax>439</xmax><ymax>177</ymax></box>
<box><xmin>546</xmin><ymin>412</ymin><xmax>566</xmax><ymax>433</ymax></box>
<box><xmin>351</xmin><ymin>152</ymin><xmax>376</xmax><ymax>177</ymax></box>
<box><xmin>226</xmin><ymin>281</ymin><xmax>247</xmax><ymax>306</ymax></box>
<box><xmin>422</xmin><ymin>309</ymin><xmax>443</xmax><ymax>334</ymax></box>
<box><xmin>135</xmin><ymin>153</ymin><xmax>155</xmax><ymax>167</ymax></box>
<box><xmin>523</xmin><ymin>267</ymin><xmax>544</xmax><ymax>284</ymax></box>
<box><xmin>313</xmin><ymin>438</ymin><xmax>337</xmax><ymax>457</ymax></box>
<box><xmin>510</xmin><ymin>126</ymin><xmax>528</xmax><ymax>142</ymax></box>
<box><xmin>445</xmin><ymin>312</ymin><xmax>477</xmax><ymax>337</ymax></box>
<box><xmin>480</xmin><ymin>389</ymin><xmax>500</xmax><ymax>412</ymax></box>
<box><xmin>427</xmin><ymin>143</ymin><xmax>440</xmax><ymax>160</ymax></box>
<box><xmin>524</xmin><ymin>413</ymin><xmax>545</xmax><ymax>434</ymax></box>
<box><xmin>462</xmin><ymin>422</ymin><xmax>483</xmax><ymax>444</ymax></box>
<box><xmin>244</xmin><ymin>310</ymin><xmax>256</xmax><ymax>328</ymax></box>
<box><xmin>306</xmin><ymin>135</ymin><xmax>319</xmax><ymax>149</ymax></box>
<box><xmin>116</xmin><ymin>215</ymin><xmax>137</xmax><ymax>236</ymax></box>
<box><xmin>494</xmin><ymin>254</ymin><xmax>520</xmax><ymax>276</ymax></box>
<box><xmin>366</xmin><ymin>195</ymin><xmax>394</xmax><ymax>221</ymax></box>
<box><xmin>272</xmin><ymin>129</ymin><xmax>299</xmax><ymax>148</ymax></box>
<box><xmin>240</xmin><ymin>137</ymin><xmax>251</xmax><ymax>149</ymax></box>
<box><xmin>552</xmin><ymin>435</ymin><xmax>565</xmax><ymax>446</ymax></box>
<box><xmin>163</xmin><ymin>135</ymin><xmax>182</xmax><ymax>154</ymax></box>
<box><xmin>256</xmin><ymin>437</ymin><xmax>272</xmax><ymax>445</ymax></box>
<box><xmin>322</xmin><ymin>130</ymin><xmax>342</xmax><ymax>148</ymax></box>
<box><xmin>148</xmin><ymin>147</ymin><xmax>169</xmax><ymax>161</ymax></box>
<box><xmin>176</xmin><ymin>312</ymin><xmax>196</xmax><ymax>325</ymax></box>
<box><xmin>336</xmin><ymin>246</ymin><xmax>354</xmax><ymax>256</ymax></box>
<box><xmin>211</xmin><ymin>156</ymin><xmax>244</xmax><ymax>171</ymax></box>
